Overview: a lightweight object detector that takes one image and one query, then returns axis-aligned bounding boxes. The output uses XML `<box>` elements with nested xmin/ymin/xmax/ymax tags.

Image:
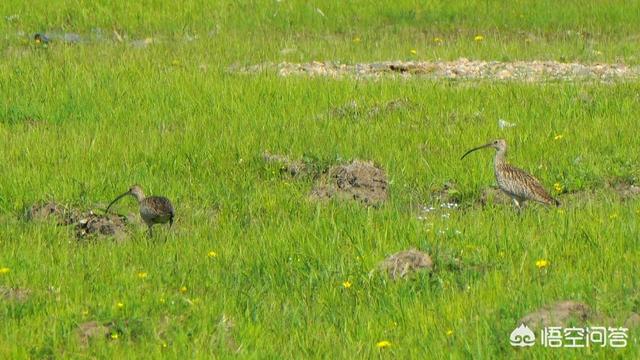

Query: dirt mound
<box><xmin>310</xmin><ymin>160</ymin><xmax>388</xmax><ymax>206</ymax></box>
<box><xmin>26</xmin><ymin>201</ymin><xmax>128</xmax><ymax>240</ymax></box>
<box><xmin>263</xmin><ymin>151</ymin><xmax>308</xmax><ymax>177</ymax></box>
<box><xmin>378</xmin><ymin>249</ymin><xmax>433</xmax><ymax>280</ymax></box>
<box><xmin>478</xmin><ymin>186</ymin><xmax>512</xmax><ymax>207</ymax></box>
<box><xmin>0</xmin><ymin>286</ymin><xmax>31</xmax><ymax>303</ymax></box>
<box><xmin>26</xmin><ymin>201</ymin><xmax>79</xmax><ymax>225</ymax></box>
<box><xmin>75</xmin><ymin>211</ymin><xmax>127</xmax><ymax>239</ymax></box>
<box><xmin>518</xmin><ymin>300</ymin><xmax>591</xmax><ymax>330</ymax></box>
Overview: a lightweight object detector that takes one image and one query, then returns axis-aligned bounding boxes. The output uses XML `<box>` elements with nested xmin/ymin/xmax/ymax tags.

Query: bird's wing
<box><xmin>501</xmin><ymin>165</ymin><xmax>557</xmax><ymax>205</ymax></box>
<box><xmin>145</xmin><ymin>196</ymin><xmax>175</xmax><ymax>216</ymax></box>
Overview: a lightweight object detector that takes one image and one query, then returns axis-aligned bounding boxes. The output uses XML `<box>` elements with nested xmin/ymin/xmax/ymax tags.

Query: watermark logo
<box><xmin>510</xmin><ymin>325</ymin><xmax>629</xmax><ymax>348</ymax></box>
<box><xmin>510</xmin><ymin>324</ymin><xmax>536</xmax><ymax>347</ymax></box>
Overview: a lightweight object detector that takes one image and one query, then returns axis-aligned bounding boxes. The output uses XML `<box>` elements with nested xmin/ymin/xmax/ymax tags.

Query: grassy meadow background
<box><xmin>0</xmin><ymin>1</ymin><xmax>639</xmax><ymax>358</ymax></box>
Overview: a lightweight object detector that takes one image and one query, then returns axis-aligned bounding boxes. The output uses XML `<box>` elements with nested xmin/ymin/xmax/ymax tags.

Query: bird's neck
<box><xmin>494</xmin><ymin>149</ymin><xmax>507</xmax><ymax>168</ymax></box>
<box><xmin>132</xmin><ymin>193</ymin><xmax>145</xmax><ymax>203</ymax></box>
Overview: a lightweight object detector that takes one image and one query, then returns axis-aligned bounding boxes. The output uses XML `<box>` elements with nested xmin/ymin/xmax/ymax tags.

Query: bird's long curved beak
<box><xmin>106</xmin><ymin>191</ymin><xmax>130</xmax><ymax>213</ymax></box>
<box><xmin>460</xmin><ymin>143</ymin><xmax>493</xmax><ymax>160</ymax></box>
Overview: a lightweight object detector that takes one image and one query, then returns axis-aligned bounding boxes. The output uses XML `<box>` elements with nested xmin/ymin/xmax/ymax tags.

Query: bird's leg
<box><xmin>511</xmin><ymin>197</ymin><xmax>524</xmax><ymax>215</ymax></box>
<box><xmin>511</xmin><ymin>197</ymin><xmax>521</xmax><ymax>209</ymax></box>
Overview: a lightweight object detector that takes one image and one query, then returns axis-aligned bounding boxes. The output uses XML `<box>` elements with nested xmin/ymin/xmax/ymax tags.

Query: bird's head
<box><xmin>461</xmin><ymin>139</ymin><xmax>507</xmax><ymax>159</ymax></box>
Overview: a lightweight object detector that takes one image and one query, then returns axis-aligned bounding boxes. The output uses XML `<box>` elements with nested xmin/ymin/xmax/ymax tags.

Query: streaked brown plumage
<box><xmin>106</xmin><ymin>185</ymin><xmax>175</xmax><ymax>236</ymax></box>
<box><xmin>461</xmin><ymin>139</ymin><xmax>559</xmax><ymax>208</ymax></box>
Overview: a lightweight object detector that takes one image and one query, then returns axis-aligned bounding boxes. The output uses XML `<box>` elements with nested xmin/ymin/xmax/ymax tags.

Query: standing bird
<box><xmin>461</xmin><ymin>139</ymin><xmax>559</xmax><ymax>209</ymax></box>
<box><xmin>106</xmin><ymin>185</ymin><xmax>175</xmax><ymax>236</ymax></box>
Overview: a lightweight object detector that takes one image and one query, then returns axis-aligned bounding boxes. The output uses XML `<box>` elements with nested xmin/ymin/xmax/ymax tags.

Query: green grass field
<box><xmin>0</xmin><ymin>1</ymin><xmax>639</xmax><ymax>358</ymax></box>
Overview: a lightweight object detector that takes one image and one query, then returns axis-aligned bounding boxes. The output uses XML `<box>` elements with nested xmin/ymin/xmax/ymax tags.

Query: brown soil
<box><xmin>378</xmin><ymin>249</ymin><xmax>433</xmax><ymax>280</ymax></box>
<box><xmin>310</xmin><ymin>160</ymin><xmax>389</xmax><ymax>206</ymax></box>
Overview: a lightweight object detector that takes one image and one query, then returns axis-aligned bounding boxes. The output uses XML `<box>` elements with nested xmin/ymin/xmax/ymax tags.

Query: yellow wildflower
<box><xmin>535</xmin><ymin>259</ymin><xmax>550</xmax><ymax>269</ymax></box>
<box><xmin>410</xmin><ymin>49</ymin><xmax>417</xmax><ymax>55</ymax></box>
<box><xmin>353</xmin><ymin>37</ymin><xmax>361</xmax><ymax>43</ymax></box>
<box><xmin>609</xmin><ymin>213</ymin><xmax>618</xmax><ymax>220</ymax></box>
<box><xmin>162</xmin><ymin>342</ymin><xmax>168</xmax><ymax>348</ymax></box>
<box><xmin>433</xmin><ymin>37</ymin><xmax>443</xmax><ymax>44</ymax></box>
<box><xmin>116</xmin><ymin>302</ymin><xmax>124</xmax><ymax>309</ymax></box>
<box><xmin>82</xmin><ymin>309</ymin><xmax>89</xmax><ymax>316</ymax></box>
<box><xmin>554</xmin><ymin>134</ymin><xmax>564</xmax><ymax>140</ymax></box>
<box><xmin>111</xmin><ymin>333</ymin><xmax>119</xmax><ymax>340</ymax></box>
<box><xmin>342</xmin><ymin>281</ymin><xmax>352</xmax><ymax>289</ymax></box>
<box><xmin>446</xmin><ymin>329</ymin><xmax>454</xmax><ymax>336</ymax></box>
<box><xmin>0</xmin><ymin>267</ymin><xmax>10</xmax><ymax>274</ymax></box>
<box><xmin>376</xmin><ymin>340</ymin><xmax>391</xmax><ymax>349</ymax></box>
<box><xmin>137</xmin><ymin>272</ymin><xmax>148</xmax><ymax>279</ymax></box>
<box><xmin>180</xmin><ymin>286</ymin><xmax>188</xmax><ymax>293</ymax></box>
<box><xmin>474</xmin><ymin>35</ymin><xmax>484</xmax><ymax>42</ymax></box>
<box><xmin>554</xmin><ymin>183</ymin><xmax>563</xmax><ymax>193</ymax></box>
<box><xmin>207</xmin><ymin>251</ymin><xmax>218</xmax><ymax>258</ymax></box>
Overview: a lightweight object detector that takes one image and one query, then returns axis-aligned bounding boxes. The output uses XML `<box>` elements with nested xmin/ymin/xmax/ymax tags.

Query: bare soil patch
<box><xmin>478</xmin><ymin>186</ymin><xmax>513</xmax><ymax>207</ymax></box>
<box><xmin>76</xmin><ymin>319</ymin><xmax>142</xmax><ymax>345</ymax></box>
<box><xmin>518</xmin><ymin>300</ymin><xmax>591</xmax><ymax>330</ymax></box>
<box><xmin>263</xmin><ymin>151</ymin><xmax>309</xmax><ymax>177</ymax></box>
<box><xmin>26</xmin><ymin>201</ymin><xmax>80</xmax><ymax>225</ymax></box>
<box><xmin>318</xmin><ymin>98</ymin><xmax>413</xmax><ymax>121</ymax></box>
<box><xmin>607</xmin><ymin>178</ymin><xmax>640</xmax><ymax>200</ymax></box>
<box><xmin>377</xmin><ymin>249</ymin><xmax>433</xmax><ymax>280</ymax></box>
<box><xmin>625</xmin><ymin>313</ymin><xmax>640</xmax><ymax>329</ymax></box>
<box><xmin>310</xmin><ymin>160</ymin><xmax>389</xmax><ymax>206</ymax></box>
<box><xmin>77</xmin><ymin>321</ymin><xmax>112</xmax><ymax>345</ymax></box>
<box><xmin>0</xmin><ymin>286</ymin><xmax>31</xmax><ymax>303</ymax></box>
<box><xmin>235</xmin><ymin>59</ymin><xmax>639</xmax><ymax>82</ymax></box>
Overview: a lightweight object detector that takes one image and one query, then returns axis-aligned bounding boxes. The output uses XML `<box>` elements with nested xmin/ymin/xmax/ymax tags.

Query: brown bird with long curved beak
<box><xmin>106</xmin><ymin>185</ymin><xmax>175</xmax><ymax>236</ymax></box>
<box><xmin>461</xmin><ymin>139</ymin><xmax>559</xmax><ymax>209</ymax></box>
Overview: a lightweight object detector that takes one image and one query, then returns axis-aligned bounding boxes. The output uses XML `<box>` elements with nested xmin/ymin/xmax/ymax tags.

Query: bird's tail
<box><xmin>169</xmin><ymin>214</ymin><xmax>174</xmax><ymax>228</ymax></box>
